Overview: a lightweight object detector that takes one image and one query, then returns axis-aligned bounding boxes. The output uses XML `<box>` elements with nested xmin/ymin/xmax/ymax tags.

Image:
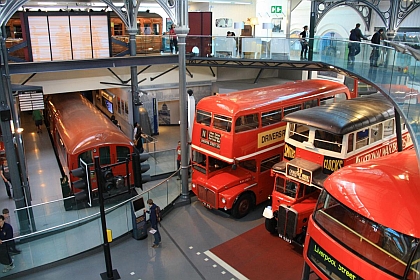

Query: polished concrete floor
<box><xmin>2</xmin><ymin>110</ymin><xmax>267</xmax><ymax>280</ymax></box>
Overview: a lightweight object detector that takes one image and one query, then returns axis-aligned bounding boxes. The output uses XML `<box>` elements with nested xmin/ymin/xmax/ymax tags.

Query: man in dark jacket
<box><xmin>0</xmin><ymin>215</ymin><xmax>14</xmax><ymax>273</ymax></box>
<box><xmin>370</xmin><ymin>28</ymin><xmax>384</xmax><ymax>67</ymax></box>
<box><xmin>145</xmin><ymin>199</ymin><xmax>161</xmax><ymax>248</ymax></box>
<box><xmin>348</xmin><ymin>23</ymin><xmax>368</xmax><ymax>64</ymax></box>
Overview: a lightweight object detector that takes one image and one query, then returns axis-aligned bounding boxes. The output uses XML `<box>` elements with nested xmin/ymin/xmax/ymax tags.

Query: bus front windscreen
<box><xmin>192</xmin><ymin>150</ymin><xmax>206</xmax><ymax>174</ymax></box>
<box><xmin>313</xmin><ymin>190</ymin><xmax>420</xmax><ymax>278</ymax></box>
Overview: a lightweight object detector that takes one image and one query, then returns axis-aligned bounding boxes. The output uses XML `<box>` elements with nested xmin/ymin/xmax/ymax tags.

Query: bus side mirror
<box><xmin>232</xmin><ymin>164</ymin><xmax>237</xmax><ymax>170</ymax></box>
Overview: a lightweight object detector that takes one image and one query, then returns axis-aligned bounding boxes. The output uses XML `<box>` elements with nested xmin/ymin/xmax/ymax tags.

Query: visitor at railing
<box><xmin>348</xmin><ymin>23</ymin><xmax>369</xmax><ymax>65</ymax></box>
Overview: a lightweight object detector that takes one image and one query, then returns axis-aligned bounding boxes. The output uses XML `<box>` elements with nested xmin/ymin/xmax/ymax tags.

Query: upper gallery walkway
<box><xmin>9</xmin><ymin>36</ymin><xmax>420</xmax><ymax>160</ymax></box>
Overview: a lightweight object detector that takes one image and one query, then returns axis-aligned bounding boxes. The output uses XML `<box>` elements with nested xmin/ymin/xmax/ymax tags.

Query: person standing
<box><xmin>169</xmin><ymin>24</ymin><xmax>178</xmax><ymax>54</ymax></box>
<box><xmin>133</xmin><ymin>122</ymin><xmax>140</xmax><ymax>141</ymax></box>
<box><xmin>370</xmin><ymin>28</ymin><xmax>384</xmax><ymax>67</ymax></box>
<box><xmin>0</xmin><ymin>215</ymin><xmax>14</xmax><ymax>273</ymax></box>
<box><xmin>348</xmin><ymin>23</ymin><xmax>368</xmax><ymax>64</ymax></box>
<box><xmin>32</xmin><ymin>109</ymin><xmax>43</xmax><ymax>133</ymax></box>
<box><xmin>0</xmin><ymin>159</ymin><xmax>11</xmax><ymax>199</ymax></box>
<box><xmin>1</xmin><ymin>209</ymin><xmax>20</xmax><ymax>255</ymax></box>
<box><xmin>299</xmin><ymin>25</ymin><xmax>309</xmax><ymax>60</ymax></box>
<box><xmin>176</xmin><ymin>141</ymin><xmax>181</xmax><ymax>180</ymax></box>
<box><xmin>144</xmin><ymin>199</ymin><xmax>161</xmax><ymax>248</ymax></box>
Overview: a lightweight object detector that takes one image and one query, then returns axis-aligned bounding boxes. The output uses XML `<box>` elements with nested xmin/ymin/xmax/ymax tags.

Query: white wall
<box><xmin>209</xmin><ymin>3</ymin><xmax>256</xmax><ymax>36</ymax></box>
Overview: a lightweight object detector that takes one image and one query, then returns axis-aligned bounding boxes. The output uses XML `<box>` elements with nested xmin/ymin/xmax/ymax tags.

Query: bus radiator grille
<box><xmin>197</xmin><ymin>185</ymin><xmax>216</xmax><ymax>208</ymax></box>
<box><xmin>277</xmin><ymin>205</ymin><xmax>298</xmax><ymax>240</ymax></box>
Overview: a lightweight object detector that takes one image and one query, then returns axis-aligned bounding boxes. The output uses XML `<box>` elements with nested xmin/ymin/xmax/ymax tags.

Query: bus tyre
<box><xmin>232</xmin><ymin>193</ymin><xmax>253</xmax><ymax>219</ymax></box>
<box><xmin>265</xmin><ymin>218</ymin><xmax>277</xmax><ymax>234</ymax></box>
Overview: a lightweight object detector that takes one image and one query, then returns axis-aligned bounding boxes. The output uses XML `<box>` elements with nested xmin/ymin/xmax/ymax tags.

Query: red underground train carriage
<box><xmin>45</xmin><ymin>93</ymin><xmax>137</xmax><ymax>202</ymax></box>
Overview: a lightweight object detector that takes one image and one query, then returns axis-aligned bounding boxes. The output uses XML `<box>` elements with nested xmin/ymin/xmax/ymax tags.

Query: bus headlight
<box><xmin>192</xmin><ymin>183</ymin><xmax>196</xmax><ymax>189</ymax></box>
<box><xmin>221</xmin><ymin>197</ymin><xmax>226</xmax><ymax>204</ymax></box>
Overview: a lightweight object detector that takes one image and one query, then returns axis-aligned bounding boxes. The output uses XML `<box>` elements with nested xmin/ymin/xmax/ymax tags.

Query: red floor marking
<box><xmin>210</xmin><ymin>223</ymin><xmax>305</xmax><ymax>280</ymax></box>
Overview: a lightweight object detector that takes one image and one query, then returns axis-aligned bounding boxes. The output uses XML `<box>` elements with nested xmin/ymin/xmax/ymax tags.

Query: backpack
<box><xmin>156</xmin><ymin>206</ymin><xmax>162</xmax><ymax>225</ymax></box>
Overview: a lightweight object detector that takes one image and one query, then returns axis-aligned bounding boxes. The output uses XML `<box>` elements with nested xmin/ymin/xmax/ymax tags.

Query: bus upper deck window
<box><xmin>347</xmin><ymin>133</ymin><xmax>354</xmax><ymax>153</ymax></box>
<box><xmin>213</xmin><ymin>114</ymin><xmax>232</xmax><ymax>132</ymax></box>
<box><xmin>303</xmin><ymin>99</ymin><xmax>318</xmax><ymax>109</ymax></box>
<box><xmin>384</xmin><ymin>119</ymin><xmax>394</xmax><ymax>136</ymax></box>
<box><xmin>356</xmin><ymin>129</ymin><xmax>369</xmax><ymax>149</ymax></box>
<box><xmin>196</xmin><ymin>110</ymin><xmax>211</xmax><ymax>126</ymax></box>
<box><xmin>284</xmin><ymin>105</ymin><xmax>301</xmax><ymax>116</ymax></box>
<box><xmin>320</xmin><ymin>96</ymin><xmax>334</xmax><ymax>105</ymax></box>
<box><xmin>370</xmin><ymin>123</ymin><xmax>383</xmax><ymax>144</ymax></box>
<box><xmin>288</xmin><ymin>123</ymin><xmax>310</xmax><ymax>143</ymax></box>
<box><xmin>314</xmin><ymin>130</ymin><xmax>343</xmax><ymax>153</ymax></box>
<box><xmin>262</xmin><ymin>110</ymin><xmax>281</xmax><ymax>127</ymax></box>
<box><xmin>235</xmin><ymin>113</ymin><xmax>258</xmax><ymax>132</ymax></box>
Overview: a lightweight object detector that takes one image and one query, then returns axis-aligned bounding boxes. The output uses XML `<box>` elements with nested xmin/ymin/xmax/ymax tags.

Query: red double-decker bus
<box><xmin>302</xmin><ymin>149</ymin><xmax>420</xmax><ymax>279</ymax></box>
<box><xmin>263</xmin><ymin>93</ymin><xmax>413</xmax><ymax>243</ymax></box>
<box><xmin>191</xmin><ymin>79</ymin><xmax>354</xmax><ymax>218</ymax></box>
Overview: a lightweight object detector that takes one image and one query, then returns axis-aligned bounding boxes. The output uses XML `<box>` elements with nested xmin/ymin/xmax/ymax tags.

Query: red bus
<box><xmin>191</xmin><ymin>79</ymin><xmax>355</xmax><ymax>218</ymax></box>
<box><xmin>302</xmin><ymin>149</ymin><xmax>420</xmax><ymax>280</ymax></box>
<box><xmin>263</xmin><ymin>93</ymin><xmax>413</xmax><ymax>243</ymax></box>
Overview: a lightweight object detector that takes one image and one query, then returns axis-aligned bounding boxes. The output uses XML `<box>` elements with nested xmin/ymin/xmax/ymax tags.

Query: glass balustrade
<box><xmin>4</xmin><ymin>172</ymin><xmax>181</xmax><ymax>277</ymax></box>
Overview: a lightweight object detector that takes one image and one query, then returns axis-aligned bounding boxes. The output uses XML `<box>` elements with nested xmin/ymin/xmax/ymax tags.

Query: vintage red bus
<box><xmin>45</xmin><ymin>93</ymin><xmax>137</xmax><ymax>204</ymax></box>
<box><xmin>302</xmin><ymin>149</ymin><xmax>420</xmax><ymax>280</ymax></box>
<box><xmin>191</xmin><ymin>79</ymin><xmax>355</xmax><ymax>218</ymax></box>
<box><xmin>263</xmin><ymin>93</ymin><xmax>413</xmax><ymax>243</ymax></box>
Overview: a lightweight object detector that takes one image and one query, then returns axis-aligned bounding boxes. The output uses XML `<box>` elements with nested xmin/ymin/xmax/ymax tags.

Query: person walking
<box><xmin>347</xmin><ymin>23</ymin><xmax>368</xmax><ymax>64</ymax></box>
<box><xmin>144</xmin><ymin>199</ymin><xmax>161</xmax><ymax>248</ymax></box>
<box><xmin>370</xmin><ymin>28</ymin><xmax>384</xmax><ymax>67</ymax></box>
<box><xmin>0</xmin><ymin>159</ymin><xmax>11</xmax><ymax>199</ymax></box>
<box><xmin>1</xmin><ymin>209</ymin><xmax>20</xmax><ymax>255</ymax></box>
<box><xmin>169</xmin><ymin>24</ymin><xmax>178</xmax><ymax>54</ymax></box>
<box><xmin>299</xmin><ymin>25</ymin><xmax>309</xmax><ymax>60</ymax></box>
<box><xmin>0</xmin><ymin>215</ymin><xmax>14</xmax><ymax>273</ymax></box>
<box><xmin>176</xmin><ymin>141</ymin><xmax>181</xmax><ymax>180</ymax></box>
<box><xmin>32</xmin><ymin>109</ymin><xmax>43</xmax><ymax>133</ymax></box>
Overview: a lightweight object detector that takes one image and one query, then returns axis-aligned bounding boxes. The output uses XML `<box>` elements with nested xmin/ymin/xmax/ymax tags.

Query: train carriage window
<box><xmin>283</xmin><ymin>105</ymin><xmax>301</xmax><ymax>116</ymax></box>
<box><xmin>213</xmin><ymin>114</ymin><xmax>233</xmax><ymax>132</ymax></box>
<box><xmin>384</xmin><ymin>119</ymin><xmax>394</xmax><ymax>137</ymax></box>
<box><xmin>196</xmin><ymin>110</ymin><xmax>211</xmax><ymax>126</ymax></box>
<box><xmin>303</xmin><ymin>99</ymin><xmax>318</xmax><ymax>109</ymax></box>
<box><xmin>152</xmin><ymin>23</ymin><xmax>160</xmax><ymax>35</ymax></box>
<box><xmin>117</xmin><ymin>146</ymin><xmax>130</xmax><ymax>162</ymax></box>
<box><xmin>370</xmin><ymin>123</ymin><xmax>383</xmax><ymax>144</ymax></box>
<box><xmin>78</xmin><ymin>150</ymin><xmax>93</xmax><ymax>165</ymax></box>
<box><xmin>260</xmin><ymin>155</ymin><xmax>281</xmax><ymax>173</ymax></box>
<box><xmin>235</xmin><ymin>113</ymin><xmax>258</xmax><ymax>132</ymax></box>
<box><xmin>288</xmin><ymin>123</ymin><xmax>310</xmax><ymax>143</ymax></box>
<box><xmin>99</xmin><ymin>147</ymin><xmax>111</xmax><ymax>165</ymax></box>
<box><xmin>239</xmin><ymin>159</ymin><xmax>257</xmax><ymax>173</ymax></box>
<box><xmin>261</xmin><ymin>109</ymin><xmax>281</xmax><ymax>127</ymax></box>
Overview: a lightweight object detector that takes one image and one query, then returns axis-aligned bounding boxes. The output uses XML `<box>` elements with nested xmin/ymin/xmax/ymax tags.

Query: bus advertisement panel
<box><xmin>191</xmin><ymin>79</ymin><xmax>354</xmax><ymax>218</ymax></box>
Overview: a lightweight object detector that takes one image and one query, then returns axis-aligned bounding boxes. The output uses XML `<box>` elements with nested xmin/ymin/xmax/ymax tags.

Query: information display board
<box><xmin>25</xmin><ymin>12</ymin><xmax>110</xmax><ymax>62</ymax></box>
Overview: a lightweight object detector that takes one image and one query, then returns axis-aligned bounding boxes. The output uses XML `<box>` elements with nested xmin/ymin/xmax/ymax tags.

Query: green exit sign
<box><xmin>271</xmin><ymin>6</ymin><xmax>282</xmax><ymax>13</ymax></box>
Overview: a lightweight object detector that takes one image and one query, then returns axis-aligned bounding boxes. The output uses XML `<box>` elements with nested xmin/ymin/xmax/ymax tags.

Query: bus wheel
<box><xmin>232</xmin><ymin>194</ymin><xmax>253</xmax><ymax>219</ymax></box>
<box><xmin>265</xmin><ymin>218</ymin><xmax>277</xmax><ymax>234</ymax></box>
